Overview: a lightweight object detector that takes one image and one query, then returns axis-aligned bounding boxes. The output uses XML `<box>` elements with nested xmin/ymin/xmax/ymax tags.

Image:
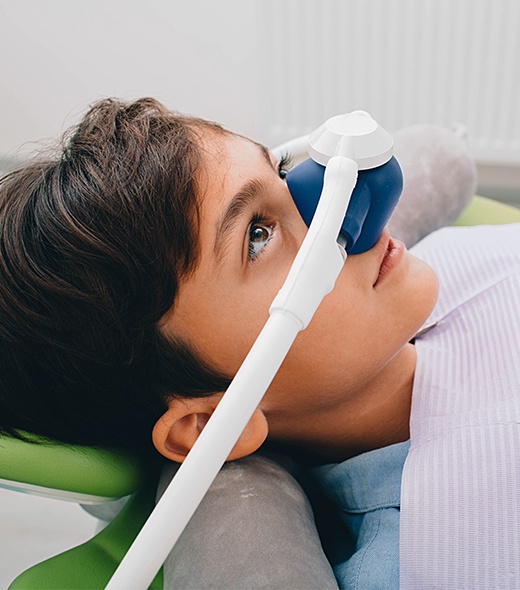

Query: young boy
<box><xmin>0</xmin><ymin>96</ymin><xmax>437</xmax><ymax>462</ymax></box>
<box><xmin>1</xmin><ymin>97</ymin><xmax>518</xmax><ymax>589</ymax></box>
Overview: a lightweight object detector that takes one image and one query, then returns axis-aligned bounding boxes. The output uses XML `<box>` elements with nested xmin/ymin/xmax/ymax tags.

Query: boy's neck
<box><xmin>269</xmin><ymin>343</ymin><xmax>416</xmax><ymax>465</ymax></box>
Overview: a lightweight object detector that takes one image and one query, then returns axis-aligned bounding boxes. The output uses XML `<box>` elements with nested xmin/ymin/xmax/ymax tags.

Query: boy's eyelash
<box><xmin>278</xmin><ymin>152</ymin><xmax>293</xmax><ymax>179</ymax></box>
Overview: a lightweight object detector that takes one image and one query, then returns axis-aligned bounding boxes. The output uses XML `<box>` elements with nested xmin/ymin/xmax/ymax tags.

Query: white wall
<box><xmin>0</xmin><ymin>0</ymin><xmax>267</xmax><ymax>163</ymax></box>
<box><xmin>1</xmin><ymin>0</ymin><xmax>519</xmax><ymax>194</ymax></box>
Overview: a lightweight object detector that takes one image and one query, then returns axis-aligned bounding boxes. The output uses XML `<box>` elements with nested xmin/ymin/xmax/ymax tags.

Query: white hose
<box><xmin>106</xmin><ymin>156</ymin><xmax>358</xmax><ymax>590</ymax></box>
<box><xmin>106</xmin><ymin>312</ymin><xmax>301</xmax><ymax>589</ymax></box>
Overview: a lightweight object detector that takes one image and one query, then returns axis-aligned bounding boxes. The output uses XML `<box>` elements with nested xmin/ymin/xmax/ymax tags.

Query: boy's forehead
<box><xmin>204</xmin><ymin>131</ymin><xmax>272</xmax><ymax>164</ymax></box>
<box><xmin>189</xmin><ymin>135</ymin><xmax>277</xmax><ymax>268</ymax></box>
<box><xmin>198</xmin><ymin>134</ymin><xmax>272</xmax><ymax>199</ymax></box>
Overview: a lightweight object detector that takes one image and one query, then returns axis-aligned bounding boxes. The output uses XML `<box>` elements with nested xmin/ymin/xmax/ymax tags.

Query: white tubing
<box><xmin>270</xmin><ymin>134</ymin><xmax>310</xmax><ymax>160</ymax></box>
<box><xmin>106</xmin><ymin>312</ymin><xmax>301</xmax><ymax>590</ymax></box>
<box><xmin>106</xmin><ymin>155</ymin><xmax>358</xmax><ymax>590</ymax></box>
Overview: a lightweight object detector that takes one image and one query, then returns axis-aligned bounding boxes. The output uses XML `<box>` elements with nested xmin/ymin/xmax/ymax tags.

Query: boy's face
<box><xmin>161</xmin><ymin>132</ymin><xmax>438</xmax><ymax>441</ymax></box>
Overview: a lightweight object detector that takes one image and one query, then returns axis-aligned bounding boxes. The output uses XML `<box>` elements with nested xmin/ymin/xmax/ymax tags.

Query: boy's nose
<box><xmin>286</xmin><ymin>156</ymin><xmax>403</xmax><ymax>254</ymax></box>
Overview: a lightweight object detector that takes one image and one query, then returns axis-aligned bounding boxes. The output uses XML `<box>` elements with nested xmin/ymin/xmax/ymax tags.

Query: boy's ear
<box><xmin>152</xmin><ymin>394</ymin><xmax>269</xmax><ymax>463</ymax></box>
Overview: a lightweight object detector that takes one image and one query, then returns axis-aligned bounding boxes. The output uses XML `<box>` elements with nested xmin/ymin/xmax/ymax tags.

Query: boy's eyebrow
<box><xmin>213</xmin><ymin>143</ymin><xmax>275</xmax><ymax>260</ymax></box>
<box><xmin>214</xmin><ymin>177</ymin><xmax>267</xmax><ymax>260</ymax></box>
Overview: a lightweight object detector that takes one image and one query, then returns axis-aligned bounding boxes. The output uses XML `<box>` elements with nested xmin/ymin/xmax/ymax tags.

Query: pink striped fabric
<box><xmin>401</xmin><ymin>223</ymin><xmax>520</xmax><ymax>589</ymax></box>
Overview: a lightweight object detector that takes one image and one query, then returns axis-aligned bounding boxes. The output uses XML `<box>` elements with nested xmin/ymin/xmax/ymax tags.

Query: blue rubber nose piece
<box><xmin>286</xmin><ymin>156</ymin><xmax>403</xmax><ymax>254</ymax></box>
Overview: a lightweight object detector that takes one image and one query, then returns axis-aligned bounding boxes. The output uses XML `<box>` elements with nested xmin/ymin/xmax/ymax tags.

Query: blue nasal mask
<box><xmin>285</xmin><ymin>111</ymin><xmax>403</xmax><ymax>254</ymax></box>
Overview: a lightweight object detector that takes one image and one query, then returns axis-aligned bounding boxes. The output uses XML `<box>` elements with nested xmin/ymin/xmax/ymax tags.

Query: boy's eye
<box><xmin>248</xmin><ymin>222</ymin><xmax>273</xmax><ymax>261</ymax></box>
<box><xmin>278</xmin><ymin>152</ymin><xmax>293</xmax><ymax>180</ymax></box>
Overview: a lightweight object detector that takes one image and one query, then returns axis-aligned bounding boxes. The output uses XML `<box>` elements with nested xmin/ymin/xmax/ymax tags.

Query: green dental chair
<box><xmin>2</xmin><ymin>195</ymin><xmax>520</xmax><ymax>590</ymax></box>
<box><xmin>1</xmin><ymin>433</ymin><xmax>163</xmax><ymax>589</ymax></box>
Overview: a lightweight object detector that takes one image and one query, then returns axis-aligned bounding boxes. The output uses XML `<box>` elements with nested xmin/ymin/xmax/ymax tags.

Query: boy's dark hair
<box><xmin>0</xmin><ymin>97</ymin><xmax>231</xmax><ymax>456</ymax></box>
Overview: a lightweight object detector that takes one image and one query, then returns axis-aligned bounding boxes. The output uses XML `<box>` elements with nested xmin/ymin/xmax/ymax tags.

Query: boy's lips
<box><xmin>373</xmin><ymin>229</ymin><xmax>405</xmax><ymax>287</ymax></box>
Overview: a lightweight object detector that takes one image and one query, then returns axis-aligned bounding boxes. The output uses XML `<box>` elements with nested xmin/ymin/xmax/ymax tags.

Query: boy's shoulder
<box><xmin>310</xmin><ymin>442</ymin><xmax>409</xmax><ymax>590</ymax></box>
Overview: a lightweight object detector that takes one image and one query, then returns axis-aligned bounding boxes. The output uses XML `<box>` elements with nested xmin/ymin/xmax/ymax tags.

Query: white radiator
<box><xmin>262</xmin><ymin>0</ymin><xmax>520</xmax><ymax>165</ymax></box>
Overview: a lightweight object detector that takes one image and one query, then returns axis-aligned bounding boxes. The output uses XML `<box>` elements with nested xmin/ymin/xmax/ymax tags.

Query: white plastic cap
<box><xmin>308</xmin><ymin>110</ymin><xmax>394</xmax><ymax>169</ymax></box>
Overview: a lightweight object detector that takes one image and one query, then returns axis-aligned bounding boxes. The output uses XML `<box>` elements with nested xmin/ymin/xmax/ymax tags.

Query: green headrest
<box><xmin>0</xmin><ymin>433</ymin><xmax>146</xmax><ymax>500</ymax></box>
